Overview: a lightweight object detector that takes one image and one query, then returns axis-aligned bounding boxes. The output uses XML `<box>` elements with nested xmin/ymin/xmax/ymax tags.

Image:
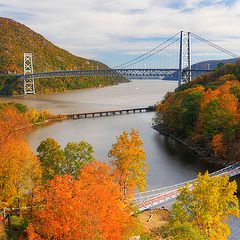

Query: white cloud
<box><xmin>0</xmin><ymin>0</ymin><xmax>240</xmax><ymax>66</ymax></box>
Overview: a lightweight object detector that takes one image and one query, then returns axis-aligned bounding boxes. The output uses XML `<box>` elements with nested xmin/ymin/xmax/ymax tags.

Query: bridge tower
<box><xmin>178</xmin><ymin>31</ymin><xmax>191</xmax><ymax>86</ymax></box>
<box><xmin>23</xmin><ymin>53</ymin><xmax>35</xmax><ymax>94</ymax></box>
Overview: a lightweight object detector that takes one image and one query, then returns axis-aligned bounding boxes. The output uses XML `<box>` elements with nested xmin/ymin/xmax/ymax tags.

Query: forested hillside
<box><xmin>0</xmin><ymin>17</ymin><xmax>125</xmax><ymax>95</ymax></box>
<box><xmin>155</xmin><ymin>61</ymin><xmax>240</xmax><ymax>164</ymax></box>
<box><xmin>191</xmin><ymin>57</ymin><xmax>238</xmax><ymax>70</ymax></box>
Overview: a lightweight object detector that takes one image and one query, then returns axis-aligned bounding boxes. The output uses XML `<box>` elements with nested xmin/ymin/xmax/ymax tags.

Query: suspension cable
<box><xmin>117</xmin><ymin>37</ymin><xmax>180</xmax><ymax>69</ymax></box>
<box><xmin>114</xmin><ymin>32</ymin><xmax>180</xmax><ymax>69</ymax></box>
<box><xmin>191</xmin><ymin>32</ymin><xmax>240</xmax><ymax>59</ymax></box>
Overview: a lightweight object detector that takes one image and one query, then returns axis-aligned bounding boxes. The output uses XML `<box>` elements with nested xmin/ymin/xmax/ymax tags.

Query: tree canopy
<box><xmin>37</xmin><ymin>138</ymin><xmax>94</xmax><ymax>180</ymax></box>
<box><xmin>155</xmin><ymin>62</ymin><xmax>240</xmax><ymax>163</ymax></box>
<box><xmin>162</xmin><ymin>172</ymin><xmax>239</xmax><ymax>240</ymax></box>
<box><xmin>27</xmin><ymin>161</ymin><xmax>137</xmax><ymax>240</ymax></box>
<box><xmin>0</xmin><ymin>107</ymin><xmax>41</xmax><ymax>210</ymax></box>
<box><xmin>109</xmin><ymin>129</ymin><xmax>148</xmax><ymax>195</ymax></box>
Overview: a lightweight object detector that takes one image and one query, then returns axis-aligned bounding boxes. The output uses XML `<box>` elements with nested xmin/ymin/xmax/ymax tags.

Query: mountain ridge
<box><xmin>0</xmin><ymin>17</ymin><xmax>125</xmax><ymax>95</ymax></box>
<box><xmin>0</xmin><ymin>17</ymin><xmax>108</xmax><ymax>74</ymax></box>
<box><xmin>192</xmin><ymin>57</ymin><xmax>238</xmax><ymax>70</ymax></box>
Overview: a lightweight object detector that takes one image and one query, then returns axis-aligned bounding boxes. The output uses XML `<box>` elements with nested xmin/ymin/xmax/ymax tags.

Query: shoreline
<box><xmin>152</xmin><ymin>124</ymin><xmax>240</xmax><ymax>193</ymax></box>
<box><xmin>152</xmin><ymin>124</ymin><xmax>233</xmax><ymax>168</ymax></box>
<box><xmin>0</xmin><ymin>79</ymin><xmax>130</xmax><ymax>97</ymax></box>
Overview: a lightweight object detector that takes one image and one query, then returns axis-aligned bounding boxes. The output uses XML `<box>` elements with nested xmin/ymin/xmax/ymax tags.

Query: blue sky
<box><xmin>0</xmin><ymin>0</ymin><xmax>240</xmax><ymax>67</ymax></box>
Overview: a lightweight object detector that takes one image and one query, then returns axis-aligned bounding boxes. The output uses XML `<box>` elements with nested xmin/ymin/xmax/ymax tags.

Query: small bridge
<box><xmin>1</xmin><ymin>162</ymin><xmax>239</xmax><ymax>219</ymax></box>
<box><xmin>67</xmin><ymin>107</ymin><xmax>154</xmax><ymax>119</ymax></box>
<box><xmin>133</xmin><ymin>162</ymin><xmax>240</xmax><ymax>211</ymax></box>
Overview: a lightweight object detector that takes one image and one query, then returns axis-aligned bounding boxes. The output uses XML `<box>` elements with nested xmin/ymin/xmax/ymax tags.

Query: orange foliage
<box><xmin>200</xmin><ymin>81</ymin><xmax>238</xmax><ymax>115</ymax></box>
<box><xmin>200</xmin><ymin>88</ymin><xmax>220</xmax><ymax>110</ymax></box>
<box><xmin>217</xmin><ymin>82</ymin><xmax>238</xmax><ymax>114</ymax></box>
<box><xmin>26</xmin><ymin>224</ymin><xmax>43</xmax><ymax>240</ymax></box>
<box><xmin>212</xmin><ymin>133</ymin><xmax>224</xmax><ymax>156</ymax></box>
<box><xmin>28</xmin><ymin>161</ymin><xmax>136</xmax><ymax>240</ymax></box>
<box><xmin>194</xmin><ymin>81</ymin><xmax>239</xmax><ymax>140</ymax></box>
<box><xmin>0</xmin><ymin>107</ymin><xmax>30</xmax><ymax>145</ymax></box>
<box><xmin>0</xmin><ymin>107</ymin><xmax>41</xmax><ymax>209</ymax></box>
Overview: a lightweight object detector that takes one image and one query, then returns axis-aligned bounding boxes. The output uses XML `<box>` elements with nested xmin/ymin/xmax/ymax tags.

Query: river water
<box><xmin>0</xmin><ymin>80</ymin><xmax>239</xmax><ymax>238</ymax></box>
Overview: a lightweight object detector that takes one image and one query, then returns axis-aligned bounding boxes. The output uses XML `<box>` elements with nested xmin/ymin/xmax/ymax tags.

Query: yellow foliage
<box><xmin>26</xmin><ymin>108</ymin><xmax>52</xmax><ymax>124</ymax></box>
<box><xmin>27</xmin><ymin>108</ymin><xmax>40</xmax><ymax>123</ymax></box>
<box><xmin>171</xmin><ymin>172</ymin><xmax>239</xmax><ymax>240</ymax></box>
<box><xmin>109</xmin><ymin>129</ymin><xmax>148</xmax><ymax>195</ymax></box>
<box><xmin>0</xmin><ymin>139</ymin><xmax>42</xmax><ymax>209</ymax></box>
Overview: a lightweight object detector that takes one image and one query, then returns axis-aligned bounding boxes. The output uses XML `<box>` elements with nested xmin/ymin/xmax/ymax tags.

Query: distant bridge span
<box><xmin>22</xmin><ymin>30</ymin><xmax>239</xmax><ymax>94</ymax></box>
<box><xmin>21</xmin><ymin>68</ymin><xmax>212</xmax><ymax>80</ymax></box>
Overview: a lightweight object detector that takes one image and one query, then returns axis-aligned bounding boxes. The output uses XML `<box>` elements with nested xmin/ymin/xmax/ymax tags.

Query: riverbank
<box><xmin>153</xmin><ymin>123</ymin><xmax>240</xmax><ymax>194</ymax></box>
<box><xmin>0</xmin><ymin>80</ymin><xmax>127</xmax><ymax>97</ymax></box>
<box><xmin>33</xmin><ymin>115</ymin><xmax>67</xmax><ymax>125</ymax></box>
<box><xmin>153</xmin><ymin>124</ymin><xmax>234</xmax><ymax>168</ymax></box>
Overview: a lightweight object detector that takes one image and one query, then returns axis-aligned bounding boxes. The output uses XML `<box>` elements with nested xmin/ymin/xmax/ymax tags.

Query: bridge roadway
<box><xmin>21</xmin><ymin>68</ymin><xmax>213</xmax><ymax>79</ymax></box>
<box><xmin>67</xmin><ymin>107</ymin><xmax>155</xmax><ymax>119</ymax></box>
<box><xmin>1</xmin><ymin>163</ymin><xmax>239</xmax><ymax>218</ymax></box>
<box><xmin>133</xmin><ymin>162</ymin><xmax>240</xmax><ymax>211</ymax></box>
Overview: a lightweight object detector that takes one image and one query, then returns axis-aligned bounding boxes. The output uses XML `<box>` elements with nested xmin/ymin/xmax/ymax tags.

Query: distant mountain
<box><xmin>0</xmin><ymin>17</ymin><xmax>126</xmax><ymax>94</ymax></box>
<box><xmin>191</xmin><ymin>58</ymin><xmax>238</xmax><ymax>70</ymax></box>
<box><xmin>163</xmin><ymin>57</ymin><xmax>239</xmax><ymax>81</ymax></box>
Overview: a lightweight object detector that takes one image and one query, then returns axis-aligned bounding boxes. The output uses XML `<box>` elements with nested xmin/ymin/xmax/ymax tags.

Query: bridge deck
<box><xmin>20</xmin><ymin>68</ymin><xmax>213</xmax><ymax>79</ymax></box>
<box><xmin>134</xmin><ymin>162</ymin><xmax>240</xmax><ymax>211</ymax></box>
<box><xmin>67</xmin><ymin>107</ymin><xmax>155</xmax><ymax>119</ymax></box>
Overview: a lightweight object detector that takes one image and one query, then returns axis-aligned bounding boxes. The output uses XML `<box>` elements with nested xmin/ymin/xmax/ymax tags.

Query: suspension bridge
<box><xmin>133</xmin><ymin>162</ymin><xmax>240</xmax><ymax>211</ymax></box>
<box><xmin>1</xmin><ymin>162</ymin><xmax>239</xmax><ymax>218</ymax></box>
<box><xmin>21</xmin><ymin>31</ymin><xmax>239</xmax><ymax>94</ymax></box>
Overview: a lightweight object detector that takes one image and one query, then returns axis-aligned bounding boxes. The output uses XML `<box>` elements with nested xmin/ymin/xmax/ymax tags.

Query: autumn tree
<box><xmin>0</xmin><ymin>138</ymin><xmax>42</xmax><ymax>211</ymax></box>
<box><xmin>164</xmin><ymin>172</ymin><xmax>239</xmax><ymax>240</ymax></box>
<box><xmin>155</xmin><ymin>78</ymin><xmax>240</xmax><ymax>162</ymax></box>
<box><xmin>64</xmin><ymin>141</ymin><xmax>94</xmax><ymax>178</ymax></box>
<box><xmin>27</xmin><ymin>161</ymin><xmax>137</xmax><ymax>240</ymax></box>
<box><xmin>109</xmin><ymin>129</ymin><xmax>147</xmax><ymax>195</ymax></box>
<box><xmin>180</xmin><ymin>90</ymin><xmax>203</xmax><ymax>135</ymax></box>
<box><xmin>37</xmin><ymin>138</ymin><xmax>94</xmax><ymax>180</ymax></box>
<box><xmin>0</xmin><ymin>107</ymin><xmax>41</xmax><ymax>210</ymax></box>
<box><xmin>189</xmin><ymin>81</ymin><xmax>240</xmax><ymax>160</ymax></box>
<box><xmin>211</xmin><ymin>133</ymin><xmax>224</xmax><ymax>156</ymax></box>
<box><xmin>0</xmin><ymin>107</ymin><xmax>30</xmax><ymax>144</ymax></box>
<box><xmin>160</xmin><ymin>222</ymin><xmax>205</xmax><ymax>240</ymax></box>
<box><xmin>27</xmin><ymin>108</ymin><xmax>52</xmax><ymax>124</ymax></box>
<box><xmin>37</xmin><ymin>138</ymin><xmax>65</xmax><ymax>181</ymax></box>
<box><xmin>155</xmin><ymin>86</ymin><xmax>204</xmax><ymax>136</ymax></box>
<box><xmin>199</xmin><ymin>98</ymin><xmax>235</xmax><ymax>138</ymax></box>
<box><xmin>0</xmin><ymin>102</ymin><xmax>28</xmax><ymax>113</ymax></box>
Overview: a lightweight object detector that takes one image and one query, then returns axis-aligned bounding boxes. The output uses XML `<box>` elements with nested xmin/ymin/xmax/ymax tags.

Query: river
<box><xmin>0</xmin><ymin>80</ymin><xmax>239</xmax><ymax>239</ymax></box>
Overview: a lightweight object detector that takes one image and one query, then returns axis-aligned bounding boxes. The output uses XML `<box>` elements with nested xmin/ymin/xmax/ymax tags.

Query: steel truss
<box><xmin>22</xmin><ymin>68</ymin><xmax>180</xmax><ymax>79</ymax></box>
<box><xmin>178</xmin><ymin>31</ymin><xmax>191</xmax><ymax>86</ymax></box>
<box><xmin>23</xmin><ymin>53</ymin><xmax>35</xmax><ymax>94</ymax></box>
